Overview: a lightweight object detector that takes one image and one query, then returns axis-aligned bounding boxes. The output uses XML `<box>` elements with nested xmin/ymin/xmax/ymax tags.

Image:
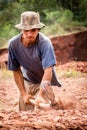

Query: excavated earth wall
<box><xmin>51</xmin><ymin>31</ymin><xmax>87</xmax><ymax>64</ymax></box>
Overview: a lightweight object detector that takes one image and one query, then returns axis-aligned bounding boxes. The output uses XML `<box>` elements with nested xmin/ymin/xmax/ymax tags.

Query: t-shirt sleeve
<box><xmin>39</xmin><ymin>39</ymin><xmax>56</xmax><ymax>69</ymax></box>
<box><xmin>8</xmin><ymin>43</ymin><xmax>20</xmax><ymax>70</ymax></box>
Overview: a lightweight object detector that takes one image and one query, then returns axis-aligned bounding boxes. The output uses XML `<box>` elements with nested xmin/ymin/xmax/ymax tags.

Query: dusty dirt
<box><xmin>0</xmin><ymin>31</ymin><xmax>87</xmax><ymax>130</ymax></box>
<box><xmin>0</xmin><ymin>61</ymin><xmax>87</xmax><ymax>130</ymax></box>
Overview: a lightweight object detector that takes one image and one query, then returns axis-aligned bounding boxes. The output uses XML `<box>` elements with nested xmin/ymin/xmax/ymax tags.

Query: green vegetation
<box><xmin>0</xmin><ymin>37</ymin><xmax>7</xmax><ymax>48</ymax></box>
<box><xmin>0</xmin><ymin>69</ymin><xmax>13</xmax><ymax>80</ymax></box>
<box><xmin>62</xmin><ymin>69</ymin><xmax>82</xmax><ymax>78</ymax></box>
<box><xmin>0</xmin><ymin>0</ymin><xmax>87</xmax><ymax>47</ymax></box>
<box><xmin>56</xmin><ymin>68</ymin><xmax>86</xmax><ymax>78</ymax></box>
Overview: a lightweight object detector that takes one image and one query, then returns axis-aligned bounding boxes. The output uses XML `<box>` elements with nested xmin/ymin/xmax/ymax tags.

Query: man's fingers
<box><xmin>23</xmin><ymin>94</ymin><xmax>33</xmax><ymax>104</ymax></box>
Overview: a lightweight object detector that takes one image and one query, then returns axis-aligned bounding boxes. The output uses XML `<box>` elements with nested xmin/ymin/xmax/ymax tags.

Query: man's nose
<box><xmin>26</xmin><ymin>31</ymin><xmax>33</xmax><ymax>37</ymax></box>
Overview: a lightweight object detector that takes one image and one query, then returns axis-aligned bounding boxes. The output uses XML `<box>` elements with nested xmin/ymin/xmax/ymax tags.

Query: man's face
<box><xmin>22</xmin><ymin>28</ymin><xmax>39</xmax><ymax>47</ymax></box>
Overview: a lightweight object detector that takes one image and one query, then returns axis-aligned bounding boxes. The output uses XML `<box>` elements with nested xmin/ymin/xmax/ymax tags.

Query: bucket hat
<box><xmin>15</xmin><ymin>11</ymin><xmax>45</xmax><ymax>30</ymax></box>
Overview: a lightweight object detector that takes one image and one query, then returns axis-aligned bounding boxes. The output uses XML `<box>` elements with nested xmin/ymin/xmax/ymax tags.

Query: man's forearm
<box><xmin>13</xmin><ymin>68</ymin><xmax>26</xmax><ymax>96</ymax></box>
<box><xmin>42</xmin><ymin>67</ymin><xmax>52</xmax><ymax>81</ymax></box>
<box><xmin>40</xmin><ymin>67</ymin><xmax>56</xmax><ymax>104</ymax></box>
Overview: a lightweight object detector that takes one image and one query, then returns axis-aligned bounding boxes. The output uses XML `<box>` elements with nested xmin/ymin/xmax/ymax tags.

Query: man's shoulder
<box><xmin>8</xmin><ymin>33</ymin><xmax>21</xmax><ymax>49</ymax></box>
<box><xmin>39</xmin><ymin>32</ymin><xmax>50</xmax><ymax>43</ymax></box>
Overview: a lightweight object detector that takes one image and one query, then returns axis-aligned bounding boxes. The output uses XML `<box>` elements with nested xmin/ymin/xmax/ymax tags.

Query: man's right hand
<box><xmin>22</xmin><ymin>93</ymin><xmax>33</xmax><ymax>104</ymax></box>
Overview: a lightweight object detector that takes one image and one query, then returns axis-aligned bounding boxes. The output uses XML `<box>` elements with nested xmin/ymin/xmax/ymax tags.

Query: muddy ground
<box><xmin>0</xmin><ymin>31</ymin><xmax>87</xmax><ymax>130</ymax></box>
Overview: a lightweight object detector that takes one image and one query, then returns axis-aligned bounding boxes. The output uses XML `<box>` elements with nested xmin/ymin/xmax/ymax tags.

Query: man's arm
<box><xmin>36</xmin><ymin>66</ymin><xmax>56</xmax><ymax>105</ymax></box>
<box><xmin>42</xmin><ymin>67</ymin><xmax>52</xmax><ymax>81</ymax></box>
<box><xmin>13</xmin><ymin>68</ymin><xmax>32</xmax><ymax>104</ymax></box>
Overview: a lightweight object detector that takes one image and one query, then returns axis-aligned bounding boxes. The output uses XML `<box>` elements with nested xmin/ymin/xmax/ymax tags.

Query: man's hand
<box><xmin>41</xmin><ymin>81</ymin><xmax>56</xmax><ymax>102</ymax></box>
<box><xmin>22</xmin><ymin>93</ymin><xmax>33</xmax><ymax>104</ymax></box>
<box><xmin>34</xmin><ymin>81</ymin><xmax>58</xmax><ymax>109</ymax></box>
<box><xmin>36</xmin><ymin>80</ymin><xmax>56</xmax><ymax>105</ymax></box>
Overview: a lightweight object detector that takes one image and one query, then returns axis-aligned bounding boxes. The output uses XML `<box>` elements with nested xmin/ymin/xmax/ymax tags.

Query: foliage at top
<box><xmin>0</xmin><ymin>0</ymin><xmax>87</xmax><ymax>41</ymax></box>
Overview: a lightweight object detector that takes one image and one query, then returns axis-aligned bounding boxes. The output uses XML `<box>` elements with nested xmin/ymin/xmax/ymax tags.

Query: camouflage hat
<box><xmin>15</xmin><ymin>11</ymin><xmax>45</xmax><ymax>30</ymax></box>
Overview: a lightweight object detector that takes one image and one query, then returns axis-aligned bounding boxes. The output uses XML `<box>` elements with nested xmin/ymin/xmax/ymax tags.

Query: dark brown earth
<box><xmin>51</xmin><ymin>31</ymin><xmax>87</xmax><ymax>65</ymax></box>
<box><xmin>0</xmin><ymin>31</ymin><xmax>87</xmax><ymax>130</ymax></box>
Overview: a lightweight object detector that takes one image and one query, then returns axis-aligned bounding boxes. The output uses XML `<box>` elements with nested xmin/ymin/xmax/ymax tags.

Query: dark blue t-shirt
<box><xmin>8</xmin><ymin>32</ymin><xmax>61</xmax><ymax>86</ymax></box>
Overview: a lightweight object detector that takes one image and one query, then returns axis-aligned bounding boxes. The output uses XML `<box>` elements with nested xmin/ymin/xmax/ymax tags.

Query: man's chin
<box><xmin>27</xmin><ymin>38</ymin><xmax>35</xmax><ymax>43</ymax></box>
<box><xmin>25</xmin><ymin>41</ymin><xmax>35</xmax><ymax>47</ymax></box>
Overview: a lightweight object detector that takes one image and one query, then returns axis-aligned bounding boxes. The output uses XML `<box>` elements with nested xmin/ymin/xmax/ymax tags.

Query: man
<box><xmin>8</xmin><ymin>11</ymin><xmax>61</xmax><ymax>111</ymax></box>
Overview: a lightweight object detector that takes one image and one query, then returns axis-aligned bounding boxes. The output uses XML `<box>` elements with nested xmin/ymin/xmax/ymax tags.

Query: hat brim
<box><xmin>15</xmin><ymin>23</ymin><xmax>45</xmax><ymax>30</ymax></box>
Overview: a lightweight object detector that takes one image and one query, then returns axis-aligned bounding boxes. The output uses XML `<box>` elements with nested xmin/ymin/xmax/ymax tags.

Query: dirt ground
<box><xmin>0</xmin><ymin>61</ymin><xmax>87</xmax><ymax>130</ymax></box>
<box><xmin>0</xmin><ymin>31</ymin><xmax>87</xmax><ymax>130</ymax></box>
